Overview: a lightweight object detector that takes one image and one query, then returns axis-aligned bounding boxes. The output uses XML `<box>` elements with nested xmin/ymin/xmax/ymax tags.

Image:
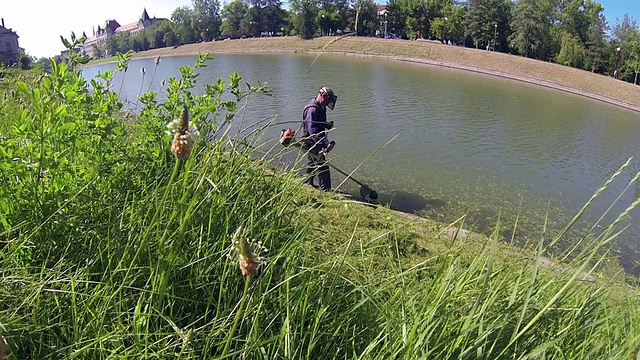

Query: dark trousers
<box><xmin>304</xmin><ymin>154</ymin><xmax>331</xmax><ymax>191</ymax></box>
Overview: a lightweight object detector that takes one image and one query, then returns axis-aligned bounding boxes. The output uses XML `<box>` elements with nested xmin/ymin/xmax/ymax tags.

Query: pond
<box><xmin>83</xmin><ymin>52</ymin><xmax>640</xmax><ymax>275</ymax></box>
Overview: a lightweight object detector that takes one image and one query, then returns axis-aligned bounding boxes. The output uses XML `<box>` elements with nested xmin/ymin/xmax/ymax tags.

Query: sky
<box><xmin>2</xmin><ymin>0</ymin><xmax>639</xmax><ymax>58</ymax></box>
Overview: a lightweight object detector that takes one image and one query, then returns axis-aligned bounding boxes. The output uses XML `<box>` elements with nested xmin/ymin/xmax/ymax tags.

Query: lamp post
<box><xmin>384</xmin><ymin>12</ymin><xmax>388</xmax><ymax>39</ymax></box>
<box><xmin>614</xmin><ymin>47</ymin><xmax>622</xmax><ymax>79</ymax></box>
<box><xmin>443</xmin><ymin>16</ymin><xmax>448</xmax><ymax>43</ymax></box>
<box><xmin>493</xmin><ymin>24</ymin><xmax>497</xmax><ymax>51</ymax></box>
<box><xmin>321</xmin><ymin>14</ymin><xmax>325</xmax><ymax>36</ymax></box>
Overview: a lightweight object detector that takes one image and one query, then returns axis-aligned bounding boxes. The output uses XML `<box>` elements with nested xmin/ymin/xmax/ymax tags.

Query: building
<box><xmin>81</xmin><ymin>8</ymin><xmax>168</xmax><ymax>59</ymax></box>
<box><xmin>115</xmin><ymin>8</ymin><xmax>167</xmax><ymax>37</ymax></box>
<box><xmin>82</xmin><ymin>19</ymin><xmax>120</xmax><ymax>59</ymax></box>
<box><xmin>376</xmin><ymin>5</ymin><xmax>387</xmax><ymax>16</ymax></box>
<box><xmin>0</xmin><ymin>18</ymin><xmax>20</xmax><ymax>67</ymax></box>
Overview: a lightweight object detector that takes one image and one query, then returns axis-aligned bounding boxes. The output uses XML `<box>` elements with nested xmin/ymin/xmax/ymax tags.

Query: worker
<box><xmin>301</xmin><ymin>86</ymin><xmax>337</xmax><ymax>191</ymax></box>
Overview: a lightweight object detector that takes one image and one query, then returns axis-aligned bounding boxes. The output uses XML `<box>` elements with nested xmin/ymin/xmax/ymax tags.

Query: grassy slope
<box><xmin>2</xmin><ymin>56</ymin><xmax>640</xmax><ymax>359</ymax></box>
<box><xmin>92</xmin><ymin>36</ymin><xmax>640</xmax><ymax>113</ymax></box>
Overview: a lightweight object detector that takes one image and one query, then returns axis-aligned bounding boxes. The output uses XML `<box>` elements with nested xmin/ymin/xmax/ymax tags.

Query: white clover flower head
<box><xmin>166</xmin><ymin>118</ymin><xmax>183</xmax><ymax>136</ymax></box>
<box><xmin>166</xmin><ymin>117</ymin><xmax>200</xmax><ymax>138</ymax></box>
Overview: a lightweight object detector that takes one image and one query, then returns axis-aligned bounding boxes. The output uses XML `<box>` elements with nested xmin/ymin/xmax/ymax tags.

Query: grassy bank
<box><xmin>90</xmin><ymin>36</ymin><xmax>640</xmax><ymax>113</ymax></box>
<box><xmin>1</xmin><ymin>43</ymin><xmax>640</xmax><ymax>359</ymax></box>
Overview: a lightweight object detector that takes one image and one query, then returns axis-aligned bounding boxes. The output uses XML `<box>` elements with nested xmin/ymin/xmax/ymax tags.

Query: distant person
<box><xmin>301</xmin><ymin>87</ymin><xmax>338</xmax><ymax>191</ymax></box>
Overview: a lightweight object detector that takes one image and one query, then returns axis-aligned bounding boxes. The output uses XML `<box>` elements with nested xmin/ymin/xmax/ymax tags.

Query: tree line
<box><xmin>101</xmin><ymin>0</ymin><xmax>640</xmax><ymax>84</ymax></box>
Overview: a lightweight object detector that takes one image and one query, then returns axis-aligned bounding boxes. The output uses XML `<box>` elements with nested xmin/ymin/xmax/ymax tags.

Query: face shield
<box><xmin>326</xmin><ymin>94</ymin><xmax>337</xmax><ymax>110</ymax></box>
<box><xmin>320</xmin><ymin>87</ymin><xmax>337</xmax><ymax>110</ymax></box>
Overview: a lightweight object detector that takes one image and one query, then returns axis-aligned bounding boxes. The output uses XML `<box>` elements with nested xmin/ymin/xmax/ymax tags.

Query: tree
<box><xmin>298</xmin><ymin>0</ymin><xmax>316</xmax><ymax>39</ymax></box>
<box><xmin>464</xmin><ymin>0</ymin><xmax>487</xmax><ymax>48</ymax></box>
<box><xmin>620</xmin><ymin>26</ymin><xmax>640</xmax><ymax>83</ymax></box>
<box><xmin>317</xmin><ymin>9</ymin><xmax>332</xmax><ymax>36</ymax></box>
<box><xmin>558</xmin><ymin>0</ymin><xmax>589</xmax><ymax>43</ymax></box>
<box><xmin>172</xmin><ymin>6</ymin><xmax>198</xmax><ymax>43</ymax></box>
<box><xmin>192</xmin><ymin>0</ymin><xmax>222</xmax><ymax>40</ymax></box>
<box><xmin>92</xmin><ymin>44</ymin><xmax>104</xmax><ymax>59</ymax></box>
<box><xmin>463</xmin><ymin>0</ymin><xmax>513</xmax><ymax>50</ymax></box>
<box><xmin>384</xmin><ymin>0</ymin><xmax>405</xmax><ymax>38</ymax></box>
<box><xmin>221</xmin><ymin>0</ymin><xmax>249</xmax><ymax>38</ymax></box>
<box><xmin>351</xmin><ymin>0</ymin><xmax>377</xmax><ymax>36</ymax></box>
<box><xmin>429</xmin><ymin>1</ymin><xmax>464</xmax><ymax>44</ymax></box>
<box><xmin>611</xmin><ymin>14</ymin><xmax>637</xmax><ymax>42</ymax></box>
<box><xmin>35</xmin><ymin>57</ymin><xmax>51</xmax><ymax>72</ymax></box>
<box><xmin>611</xmin><ymin>15</ymin><xmax>640</xmax><ymax>82</ymax></box>
<box><xmin>106</xmin><ymin>35</ymin><xmax>121</xmax><ymax>56</ymax></box>
<box><xmin>405</xmin><ymin>16</ymin><xmax>418</xmax><ymax>39</ymax></box>
<box><xmin>629</xmin><ymin>42</ymin><xmax>640</xmax><ymax>84</ymax></box>
<box><xmin>163</xmin><ymin>31</ymin><xmax>179</xmax><ymax>47</ymax></box>
<box><xmin>557</xmin><ymin>31</ymin><xmax>586</xmax><ymax>68</ymax></box>
<box><xmin>486</xmin><ymin>0</ymin><xmax>514</xmax><ymax>51</ymax></box>
<box><xmin>430</xmin><ymin>17</ymin><xmax>446</xmax><ymax>40</ymax></box>
<box><xmin>242</xmin><ymin>6</ymin><xmax>263</xmax><ymax>37</ymax></box>
<box><xmin>583</xmin><ymin>0</ymin><xmax>608</xmax><ymax>73</ymax></box>
<box><xmin>509</xmin><ymin>0</ymin><xmax>553</xmax><ymax>59</ymax></box>
<box><xmin>145</xmin><ymin>22</ymin><xmax>176</xmax><ymax>49</ymax></box>
<box><xmin>262</xmin><ymin>2</ymin><xmax>288</xmax><ymax>35</ymax></box>
<box><xmin>383</xmin><ymin>0</ymin><xmax>427</xmax><ymax>39</ymax></box>
<box><xmin>18</xmin><ymin>54</ymin><xmax>32</xmax><ymax>70</ymax></box>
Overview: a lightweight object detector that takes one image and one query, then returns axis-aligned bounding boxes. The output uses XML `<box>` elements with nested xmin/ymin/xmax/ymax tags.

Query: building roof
<box><xmin>116</xmin><ymin>22</ymin><xmax>139</xmax><ymax>33</ymax></box>
<box><xmin>141</xmin><ymin>8</ymin><xmax>150</xmax><ymax>22</ymax></box>
<box><xmin>0</xmin><ymin>27</ymin><xmax>19</xmax><ymax>37</ymax></box>
<box><xmin>104</xmin><ymin>19</ymin><xmax>121</xmax><ymax>31</ymax></box>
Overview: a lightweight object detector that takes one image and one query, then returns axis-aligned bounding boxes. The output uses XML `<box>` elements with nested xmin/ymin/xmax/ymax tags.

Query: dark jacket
<box><xmin>302</xmin><ymin>99</ymin><xmax>331</xmax><ymax>154</ymax></box>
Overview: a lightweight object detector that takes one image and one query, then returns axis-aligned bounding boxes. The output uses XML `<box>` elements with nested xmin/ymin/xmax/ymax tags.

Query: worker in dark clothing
<box><xmin>301</xmin><ymin>87</ymin><xmax>338</xmax><ymax>191</ymax></box>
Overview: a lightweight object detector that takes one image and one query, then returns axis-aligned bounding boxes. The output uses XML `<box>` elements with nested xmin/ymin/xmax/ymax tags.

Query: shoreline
<box><xmin>87</xmin><ymin>37</ymin><xmax>640</xmax><ymax>114</ymax></box>
<box><xmin>309</xmin><ymin>50</ymin><xmax>640</xmax><ymax>113</ymax></box>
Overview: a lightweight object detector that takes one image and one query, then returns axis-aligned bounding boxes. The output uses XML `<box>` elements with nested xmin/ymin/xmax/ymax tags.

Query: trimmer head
<box><xmin>360</xmin><ymin>184</ymin><xmax>379</xmax><ymax>200</ymax></box>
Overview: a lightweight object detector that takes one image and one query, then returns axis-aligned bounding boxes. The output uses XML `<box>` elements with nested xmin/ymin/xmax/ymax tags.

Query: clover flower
<box><xmin>229</xmin><ymin>226</ymin><xmax>268</xmax><ymax>277</ymax></box>
<box><xmin>166</xmin><ymin>106</ymin><xmax>200</xmax><ymax>159</ymax></box>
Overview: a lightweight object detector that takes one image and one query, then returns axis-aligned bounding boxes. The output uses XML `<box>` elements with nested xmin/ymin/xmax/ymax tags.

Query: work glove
<box><xmin>326</xmin><ymin>141</ymin><xmax>335</xmax><ymax>153</ymax></box>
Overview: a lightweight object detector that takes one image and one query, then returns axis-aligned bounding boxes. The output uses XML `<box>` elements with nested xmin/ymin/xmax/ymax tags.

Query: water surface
<box><xmin>83</xmin><ymin>53</ymin><xmax>640</xmax><ymax>274</ymax></box>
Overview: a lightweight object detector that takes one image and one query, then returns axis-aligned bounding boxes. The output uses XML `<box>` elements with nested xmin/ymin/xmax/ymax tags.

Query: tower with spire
<box><xmin>137</xmin><ymin>8</ymin><xmax>160</xmax><ymax>30</ymax></box>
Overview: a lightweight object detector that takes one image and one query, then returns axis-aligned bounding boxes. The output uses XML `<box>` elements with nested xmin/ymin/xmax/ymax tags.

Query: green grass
<box><xmin>1</xmin><ymin>46</ymin><xmax>640</xmax><ymax>359</ymax></box>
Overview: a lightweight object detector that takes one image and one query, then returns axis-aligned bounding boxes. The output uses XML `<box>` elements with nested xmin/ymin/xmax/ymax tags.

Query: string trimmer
<box><xmin>279</xmin><ymin>128</ymin><xmax>379</xmax><ymax>200</ymax></box>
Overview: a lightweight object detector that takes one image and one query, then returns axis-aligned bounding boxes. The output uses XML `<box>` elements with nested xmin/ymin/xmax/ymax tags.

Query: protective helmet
<box><xmin>319</xmin><ymin>87</ymin><xmax>337</xmax><ymax>110</ymax></box>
